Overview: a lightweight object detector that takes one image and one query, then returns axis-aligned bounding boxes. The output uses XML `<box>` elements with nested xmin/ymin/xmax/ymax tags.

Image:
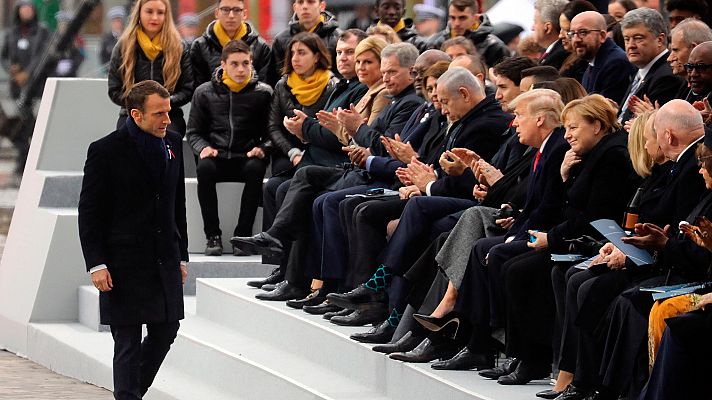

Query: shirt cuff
<box><xmin>89</xmin><ymin>264</ymin><xmax>108</xmax><ymax>274</ymax></box>
<box><xmin>365</xmin><ymin>156</ymin><xmax>375</xmax><ymax>171</ymax></box>
<box><xmin>425</xmin><ymin>181</ymin><xmax>434</xmax><ymax>196</ymax></box>
<box><xmin>288</xmin><ymin>148</ymin><xmax>304</xmax><ymax>162</ymax></box>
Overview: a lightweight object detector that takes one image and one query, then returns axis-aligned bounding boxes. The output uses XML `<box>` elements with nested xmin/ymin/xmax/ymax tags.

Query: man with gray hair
<box><xmin>533</xmin><ymin>0</ymin><xmax>569</xmax><ymax>69</ymax></box>
<box><xmin>668</xmin><ymin>19</ymin><xmax>712</xmax><ymax>101</ymax></box>
<box><xmin>618</xmin><ymin>8</ymin><xmax>684</xmax><ymax>123</ymax></box>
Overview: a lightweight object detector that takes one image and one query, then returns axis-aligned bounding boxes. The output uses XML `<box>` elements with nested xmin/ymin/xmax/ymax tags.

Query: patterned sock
<box><xmin>363</xmin><ymin>264</ymin><xmax>392</xmax><ymax>293</ymax></box>
<box><xmin>386</xmin><ymin>308</ymin><xmax>402</xmax><ymax>328</ymax></box>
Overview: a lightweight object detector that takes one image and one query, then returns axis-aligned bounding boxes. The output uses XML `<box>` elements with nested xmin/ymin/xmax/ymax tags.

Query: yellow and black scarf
<box><xmin>222</xmin><ymin>69</ymin><xmax>252</xmax><ymax>93</ymax></box>
<box><xmin>306</xmin><ymin>15</ymin><xmax>326</xmax><ymax>33</ymax></box>
<box><xmin>214</xmin><ymin>21</ymin><xmax>248</xmax><ymax>47</ymax></box>
<box><xmin>137</xmin><ymin>27</ymin><xmax>162</xmax><ymax>61</ymax></box>
<box><xmin>287</xmin><ymin>69</ymin><xmax>331</xmax><ymax>106</ymax></box>
<box><xmin>379</xmin><ymin>19</ymin><xmax>406</xmax><ymax>33</ymax></box>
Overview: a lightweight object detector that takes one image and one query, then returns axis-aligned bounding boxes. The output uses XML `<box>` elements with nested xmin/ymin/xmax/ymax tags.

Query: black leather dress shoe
<box><xmin>261</xmin><ymin>283</ymin><xmax>279</xmax><ymax>291</ymax></box>
<box><xmin>497</xmin><ymin>360</ymin><xmax>550</xmax><ymax>385</ymax></box>
<box><xmin>323</xmin><ymin>308</ymin><xmax>352</xmax><ymax>320</ymax></box>
<box><xmin>246</xmin><ymin>268</ymin><xmax>283</xmax><ymax>289</ymax></box>
<box><xmin>431</xmin><ymin>347</ymin><xmax>494</xmax><ymax>371</ymax></box>
<box><xmin>303</xmin><ymin>300</ymin><xmax>342</xmax><ymax>315</ymax></box>
<box><xmin>326</xmin><ymin>284</ymin><xmax>387</xmax><ymax>310</ymax></box>
<box><xmin>330</xmin><ymin>304</ymin><xmax>388</xmax><ymax>326</ymax></box>
<box><xmin>536</xmin><ymin>389</ymin><xmax>562</xmax><ymax>399</ymax></box>
<box><xmin>478</xmin><ymin>357</ymin><xmax>520</xmax><ymax>379</ymax></box>
<box><xmin>350</xmin><ymin>320</ymin><xmax>395</xmax><ymax>344</ymax></box>
<box><xmin>255</xmin><ymin>281</ymin><xmax>308</xmax><ymax>301</ymax></box>
<box><xmin>388</xmin><ymin>337</ymin><xmax>458</xmax><ymax>363</ymax></box>
<box><xmin>286</xmin><ymin>289</ymin><xmax>327</xmax><ymax>309</ymax></box>
<box><xmin>230</xmin><ymin>232</ymin><xmax>283</xmax><ymax>257</ymax></box>
<box><xmin>372</xmin><ymin>331</ymin><xmax>424</xmax><ymax>354</ymax></box>
<box><xmin>551</xmin><ymin>384</ymin><xmax>591</xmax><ymax>400</ymax></box>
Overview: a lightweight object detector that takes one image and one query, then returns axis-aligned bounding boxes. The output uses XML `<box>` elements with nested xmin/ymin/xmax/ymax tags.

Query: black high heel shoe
<box><xmin>412</xmin><ymin>311</ymin><xmax>461</xmax><ymax>338</ymax></box>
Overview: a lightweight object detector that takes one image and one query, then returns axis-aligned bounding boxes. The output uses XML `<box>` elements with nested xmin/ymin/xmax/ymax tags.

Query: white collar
<box><xmin>545</xmin><ymin>40</ymin><xmax>558</xmax><ymax>54</ymax></box>
<box><xmin>539</xmin><ymin>130</ymin><xmax>553</xmax><ymax>153</ymax></box>
<box><xmin>636</xmin><ymin>49</ymin><xmax>668</xmax><ymax>81</ymax></box>
<box><xmin>676</xmin><ymin>135</ymin><xmax>704</xmax><ymax>162</ymax></box>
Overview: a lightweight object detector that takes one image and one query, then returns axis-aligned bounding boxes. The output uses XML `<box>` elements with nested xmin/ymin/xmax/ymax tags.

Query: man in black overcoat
<box><xmin>78</xmin><ymin>80</ymin><xmax>189</xmax><ymax>400</ymax></box>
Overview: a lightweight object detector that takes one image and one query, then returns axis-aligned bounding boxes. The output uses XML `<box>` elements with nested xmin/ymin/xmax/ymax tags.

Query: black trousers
<box><xmin>110</xmin><ymin>321</ymin><xmax>179</xmax><ymax>400</ymax></box>
<box><xmin>262</xmin><ymin>155</ymin><xmax>294</xmax><ymax>231</ymax></box>
<box><xmin>196</xmin><ymin>156</ymin><xmax>267</xmax><ymax>238</ymax></box>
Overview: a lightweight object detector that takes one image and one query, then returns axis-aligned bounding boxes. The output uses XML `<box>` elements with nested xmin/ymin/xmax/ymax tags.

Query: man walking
<box><xmin>78</xmin><ymin>80</ymin><xmax>189</xmax><ymax>400</ymax></box>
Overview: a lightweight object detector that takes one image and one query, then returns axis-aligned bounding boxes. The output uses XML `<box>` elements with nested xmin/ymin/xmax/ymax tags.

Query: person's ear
<box><xmin>130</xmin><ymin>108</ymin><xmax>142</xmax><ymax>122</ymax></box>
<box><xmin>319</xmin><ymin>1</ymin><xmax>326</xmax><ymax>12</ymax></box>
<box><xmin>459</xmin><ymin>87</ymin><xmax>469</xmax><ymax>102</ymax></box>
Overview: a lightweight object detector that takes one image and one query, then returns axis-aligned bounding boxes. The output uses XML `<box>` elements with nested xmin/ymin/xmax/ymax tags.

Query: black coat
<box><xmin>352</xmin><ymin>85</ymin><xmax>424</xmax><ymax>155</ymax></box>
<box><xmin>108</xmin><ymin>40</ymin><xmax>194</xmax><ymax>116</ymax></box>
<box><xmin>509</xmin><ymin>127</ymin><xmax>570</xmax><ymax>240</ymax></box>
<box><xmin>267</xmin><ymin>73</ymin><xmax>339</xmax><ymax>157</ymax></box>
<box><xmin>426</xmin><ymin>15</ymin><xmax>509</xmax><ymax>69</ymax></box>
<box><xmin>429</xmin><ymin>94</ymin><xmax>514</xmax><ymax>198</ymax></box>
<box><xmin>540</xmin><ymin>40</ymin><xmax>569</xmax><ymax>70</ymax></box>
<box><xmin>619</xmin><ymin>51</ymin><xmax>685</xmax><ymax>123</ymax></box>
<box><xmin>186</xmin><ymin>68</ymin><xmax>273</xmax><ymax>158</ymax></box>
<box><xmin>78</xmin><ymin>125</ymin><xmax>188</xmax><ymax>326</ymax></box>
<box><xmin>547</xmin><ymin>132</ymin><xmax>640</xmax><ymax>253</ymax></box>
<box><xmin>268</xmin><ymin>11</ymin><xmax>341</xmax><ymax>86</ymax></box>
<box><xmin>0</xmin><ymin>6</ymin><xmax>50</xmax><ymax>99</ymax></box>
<box><xmin>99</xmin><ymin>32</ymin><xmax>119</xmax><ymax>67</ymax></box>
<box><xmin>581</xmin><ymin>38</ymin><xmax>636</xmax><ymax>106</ymax></box>
<box><xmin>371</xmin><ymin>18</ymin><xmax>426</xmax><ymax>52</ymax></box>
<box><xmin>190</xmin><ymin>20</ymin><xmax>272</xmax><ymax>86</ymax></box>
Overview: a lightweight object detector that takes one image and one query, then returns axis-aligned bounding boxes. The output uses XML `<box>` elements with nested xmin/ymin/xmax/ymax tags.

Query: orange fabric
<box><xmin>648</xmin><ymin>294</ymin><xmax>700</xmax><ymax>369</ymax></box>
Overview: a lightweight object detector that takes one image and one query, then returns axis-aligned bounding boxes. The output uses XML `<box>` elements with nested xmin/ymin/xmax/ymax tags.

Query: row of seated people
<box><xmin>226</xmin><ymin>17</ymin><xmax>712</xmax><ymax>400</ymax></box>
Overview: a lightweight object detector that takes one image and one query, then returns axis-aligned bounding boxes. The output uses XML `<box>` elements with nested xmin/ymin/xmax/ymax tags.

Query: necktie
<box><xmin>533</xmin><ymin>151</ymin><xmax>542</xmax><ymax>172</ymax></box>
<box><xmin>619</xmin><ymin>73</ymin><xmax>643</xmax><ymax>121</ymax></box>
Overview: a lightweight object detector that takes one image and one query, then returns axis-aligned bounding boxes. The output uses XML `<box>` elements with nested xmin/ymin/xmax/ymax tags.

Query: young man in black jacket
<box><xmin>268</xmin><ymin>0</ymin><xmax>341</xmax><ymax>85</ymax></box>
<box><xmin>187</xmin><ymin>40</ymin><xmax>273</xmax><ymax>256</ymax></box>
<box><xmin>190</xmin><ymin>0</ymin><xmax>272</xmax><ymax>85</ymax></box>
<box><xmin>371</xmin><ymin>0</ymin><xmax>426</xmax><ymax>51</ymax></box>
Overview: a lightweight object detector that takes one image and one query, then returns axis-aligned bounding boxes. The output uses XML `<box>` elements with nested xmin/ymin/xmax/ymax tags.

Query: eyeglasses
<box><xmin>218</xmin><ymin>7</ymin><xmax>244</xmax><ymax>15</ymax></box>
<box><xmin>697</xmin><ymin>154</ymin><xmax>712</xmax><ymax>165</ymax></box>
<box><xmin>684</xmin><ymin>63</ymin><xmax>712</xmax><ymax>73</ymax></box>
<box><xmin>566</xmin><ymin>29</ymin><xmax>602</xmax><ymax>39</ymax></box>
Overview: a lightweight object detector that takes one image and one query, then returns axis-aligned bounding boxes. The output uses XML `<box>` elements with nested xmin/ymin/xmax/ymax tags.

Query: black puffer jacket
<box><xmin>0</xmin><ymin>2</ymin><xmax>50</xmax><ymax>99</ymax></box>
<box><xmin>268</xmin><ymin>11</ymin><xmax>341</xmax><ymax>86</ymax></box>
<box><xmin>186</xmin><ymin>67</ymin><xmax>273</xmax><ymax>158</ymax></box>
<box><xmin>190</xmin><ymin>20</ymin><xmax>272</xmax><ymax>86</ymax></box>
<box><xmin>426</xmin><ymin>14</ymin><xmax>509</xmax><ymax>68</ymax></box>
<box><xmin>372</xmin><ymin>18</ymin><xmax>426</xmax><ymax>52</ymax></box>
<box><xmin>107</xmin><ymin>39</ymin><xmax>194</xmax><ymax>115</ymax></box>
<box><xmin>267</xmin><ymin>73</ymin><xmax>339</xmax><ymax>157</ymax></box>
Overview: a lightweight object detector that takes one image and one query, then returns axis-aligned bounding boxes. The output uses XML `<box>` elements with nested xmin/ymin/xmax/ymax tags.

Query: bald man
<box><xmin>572</xmin><ymin>11</ymin><xmax>635</xmax><ymax>105</ymax></box>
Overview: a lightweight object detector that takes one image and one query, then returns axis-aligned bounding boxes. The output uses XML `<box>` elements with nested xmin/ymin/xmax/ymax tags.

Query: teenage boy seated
<box><xmin>187</xmin><ymin>40</ymin><xmax>273</xmax><ymax>255</ymax></box>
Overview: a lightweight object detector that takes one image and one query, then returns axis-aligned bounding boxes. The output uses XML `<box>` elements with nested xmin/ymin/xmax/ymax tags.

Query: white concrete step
<box><xmin>194</xmin><ymin>278</ymin><xmax>550</xmax><ymax>400</ymax></box>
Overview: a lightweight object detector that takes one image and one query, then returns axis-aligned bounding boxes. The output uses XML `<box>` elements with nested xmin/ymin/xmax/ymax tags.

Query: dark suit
<box><xmin>582</xmin><ymin>38</ymin><xmax>635</xmax><ymax>106</ymax></box>
<box><xmin>539</xmin><ymin>40</ymin><xmax>569</xmax><ymax>70</ymax></box>
<box><xmin>78</xmin><ymin>119</ymin><xmax>188</xmax><ymax>400</ymax></box>
<box><xmin>618</xmin><ymin>51</ymin><xmax>685</xmax><ymax>123</ymax></box>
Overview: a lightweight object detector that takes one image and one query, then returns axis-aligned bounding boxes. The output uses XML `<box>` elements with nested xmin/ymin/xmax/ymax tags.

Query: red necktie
<box><xmin>533</xmin><ymin>151</ymin><xmax>542</xmax><ymax>172</ymax></box>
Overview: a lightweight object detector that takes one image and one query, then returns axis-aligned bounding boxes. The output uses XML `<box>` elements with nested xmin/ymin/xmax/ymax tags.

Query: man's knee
<box><xmin>196</xmin><ymin>158</ymin><xmax>219</xmax><ymax>180</ymax></box>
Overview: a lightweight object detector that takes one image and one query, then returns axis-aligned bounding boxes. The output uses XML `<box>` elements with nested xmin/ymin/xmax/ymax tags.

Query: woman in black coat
<box><xmin>108</xmin><ymin>0</ymin><xmax>193</xmax><ymax>136</ymax></box>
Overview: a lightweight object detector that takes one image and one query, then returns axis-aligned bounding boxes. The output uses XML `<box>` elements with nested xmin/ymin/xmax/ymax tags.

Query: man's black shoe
<box><xmin>255</xmin><ymin>281</ymin><xmax>308</xmax><ymax>301</ymax></box>
<box><xmin>431</xmin><ymin>347</ymin><xmax>495</xmax><ymax>370</ymax></box>
<box><xmin>551</xmin><ymin>385</ymin><xmax>591</xmax><ymax>400</ymax></box>
<box><xmin>261</xmin><ymin>282</ymin><xmax>279</xmax><ymax>291</ymax></box>
<box><xmin>246</xmin><ymin>268</ymin><xmax>283</xmax><ymax>289</ymax></box>
<box><xmin>479</xmin><ymin>358</ymin><xmax>520</xmax><ymax>379</ymax></box>
<box><xmin>205</xmin><ymin>235</ymin><xmax>222</xmax><ymax>256</ymax></box>
<box><xmin>326</xmin><ymin>284</ymin><xmax>387</xmax><ymax>310</ymax></box>
<box><xmin>497</xmin><ymin>360</ymin><xmax>550</xmax><ymax>385</ymax></box>
<box><xmin>330</xmin><ymin>303</ymin><xmax>388</xmax><ymax>326</ymax></box>
<box><xmin>388</xmin><ymin>337</ymin><xmax>458</xmax><ymax>363</ymax></box>
<box><xmin>303</xmin><ymin>300</ymin><xmax>342</xmax><ymax>315</ymax></box>
<box><xmin>286</xmin><ymin>289</ymin><xmax>327</xmax><ymax>309</ymax></box>
<box><xmin>323</xmin><ymin>308</ymin><xmax>352</xmax><ymax>320</ymax></box>
<box><xmin>350</xmin><ymin>320</ymin><xmax>395</xmax><ymax>344</ymax></box>
<box><xmin>372</xmin><ymin>331</ymin><xmax>424</xmax><ymax>354</ymax></box>
<box><xmin>230</xmin><ymin>232</ymin><xmax>283</xmax><ymax>257</ymax></box>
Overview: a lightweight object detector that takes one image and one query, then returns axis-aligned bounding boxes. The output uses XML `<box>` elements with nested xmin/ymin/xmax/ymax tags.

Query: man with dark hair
<box><xmin>666</xmin><ymin>0</ymin><xmax>709</xmax><ymax>29</ymax></box>
<box><xmin>492</xmin><ymin>56</ymin><xmax>538</xmax><ymax>111</ymax></box>
<box><xmin>519</xmin><ymin>65</ymin><xmax>560</xmax><ymax>91</ymax></box>
<box><xmin>187</xmin><ymin>40</ymin><xmax>273</xmax><ymax>256</ymax></box>
<box><xmin>533</xmin><ymin>0</ymin><xmax>569</xmax><ymax>69</ymax></box>
<box><xmin>268</xmin><ymin>0</ymin><xmax>341</xmax><ymax>85</ymax></box>
<box><xmin>426</xmin><ymin>0</ymin><xmax>509</xmax><ymax>69</ymax></box>
<box><xmin>78</xmin><ymin>80</ymin><xmax>188</xmax><ymax>400</ymax></box>
<box><xmin>372</xmin><ymin>0</ymin><xmax>426</xmax><ymax>51</ymax></box>
<box><xmin>191</xmin><ymin>0</ymin><xmax>272</xmax><ymax>86</ymax></box>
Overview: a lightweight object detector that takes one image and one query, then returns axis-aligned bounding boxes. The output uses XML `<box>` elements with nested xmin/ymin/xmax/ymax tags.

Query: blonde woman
<box><xmin>108</xmin><ymin>0</ymin><xmax>193</xmax><ymax>135</ymax></box>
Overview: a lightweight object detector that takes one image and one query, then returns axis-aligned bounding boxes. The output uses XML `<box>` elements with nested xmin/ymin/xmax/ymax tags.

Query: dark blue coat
<box><xmin>582</xmin><ymin>38</ymin><xmax>635</xmax><ymax>105</ymax></box>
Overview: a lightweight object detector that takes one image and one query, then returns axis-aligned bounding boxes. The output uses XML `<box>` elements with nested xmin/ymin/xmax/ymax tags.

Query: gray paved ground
<box><xmin>0</xmin><ymin>144</ymin><xmax>112</xmax><ymax>398</ymax></box>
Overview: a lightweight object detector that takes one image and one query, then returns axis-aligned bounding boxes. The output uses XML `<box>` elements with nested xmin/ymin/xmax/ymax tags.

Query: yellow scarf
<box><xmin>287</xmin><ymin>69</ymin><xmax>331</xmax><ymax>106</ymax></box>
<box><xmin>450</xmin><ymin>21</ymin><xmax>481</xmax><ymax>38</ymax></box>
<box><xmin>380</xmin><ymin>19</ymin><xmax>405</xmax><ymax>33</ymax></box>
<box><xmin>222</xmin><ymin>69</ymin><xmax>252</xmax><ymax>93</ymax></box>
<box><xmin>307</xmin><ymin>15</ymin><xmax>326</xmax><ymax>33</ymax></box>
<box><xmin>137</xmin><ymin>27</ymin><xmax>162</xmax><ymax>61</ymax></box>
<box><xmin>214</xmin><ymin>21</ymin><xmax>248</xmax><ymax>47</ymax></box>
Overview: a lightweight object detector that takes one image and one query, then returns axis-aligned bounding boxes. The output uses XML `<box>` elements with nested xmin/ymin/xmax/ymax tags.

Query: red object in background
<box><xmin>259</xmin><ymin>0</ymin><xmax>272</xmax><ymax>42</ymax></box>
<box><xmin>178</xmin><ymin>0</ymin><xmax>196</xmax><ymax>15</ymax></box>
